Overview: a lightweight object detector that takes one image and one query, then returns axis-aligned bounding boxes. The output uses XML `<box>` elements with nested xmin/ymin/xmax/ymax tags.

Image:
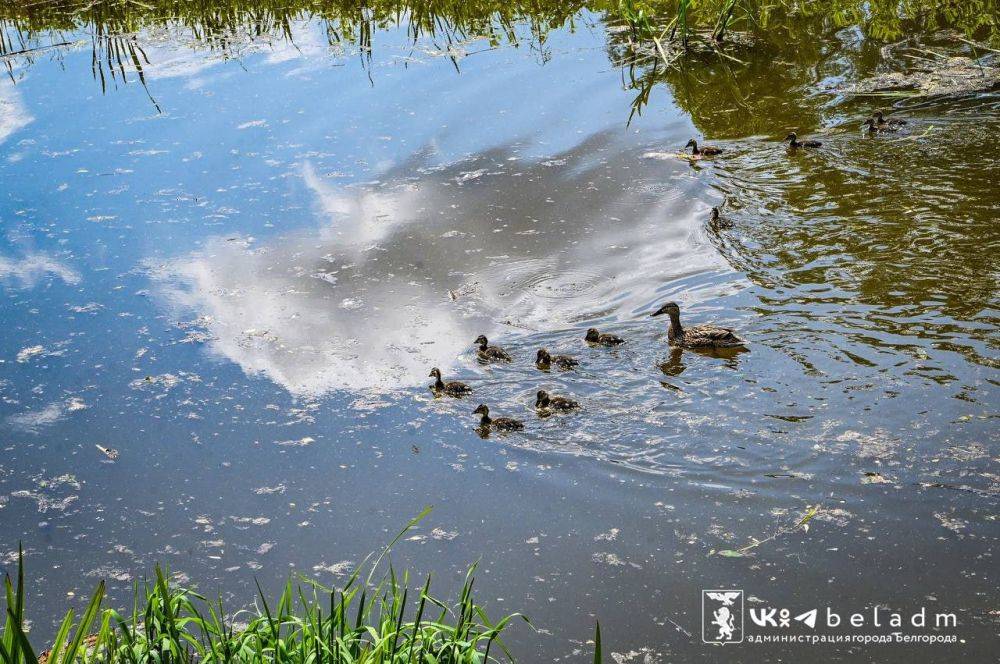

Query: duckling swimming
<box><xmin>585</xmin><ymin>328</ymin><xmax>625</xmax><ymax>346</ymax></box>
<box><xmin>862</xmin><ymin>118</ymin><xmax>893</xmax><ymax>133</ymax></box>
<box><xmin>428</xmin><ymin>367</ymin><xmax>472</xmax><ymax>397</ymax></box>
<box><xmin>685</xmin><ymin>139</ymin><xmax>723</xmax><ymax>156</ymax></box>
<box><xmin>472</xmin><ymin>404</ymin><xmax>524</xmax><ymax>432</ymax></box>
<box><xmin>709</xmin><ymin>206</ymin><xmax>732</xmax><ymax>229</ymax></box>
<box><xmin>535</xmin><ymin>348</ymin><xmax>579</xmax><ymax>371</ymax></box>
<box><xmin>650</xmin><ymin>301</ymin><xmax>746</xmax><ymax>350</ymax></box>
<box><xmin>785</xmin><ymin>132</ymin><xmax>822</xmax><ymax>148</ymax></box>
<box><xmin>474</xmin><ymin>335</ymin><xmax>512</xmax><ymax>363</ymax></box>
<box><xmin>535</xmin><ymin>389</ymin><xmax>580</xmax><ymax>413</ymax></box>
<box><xmin>873</xmin><ymin>110</ymin><xmax>906</xmax><ymax>128</ymax></box>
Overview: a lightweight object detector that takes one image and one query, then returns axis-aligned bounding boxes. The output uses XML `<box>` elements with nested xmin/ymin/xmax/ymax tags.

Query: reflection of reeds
<box><xmin>0</xmin><ymin>0</ymin><xmax>588</xmax><ymax>101</ymax></box>
<box><xmin>1</xmin><ymin>0</ymin><xmax>995</xmax><ymax>98</ymax></box>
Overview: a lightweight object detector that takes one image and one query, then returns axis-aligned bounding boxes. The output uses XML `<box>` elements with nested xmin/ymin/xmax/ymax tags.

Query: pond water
<box><xmin>1</xmin><ymin>3</ymin><xmax>998</xmax><ymax>661</ymax></box>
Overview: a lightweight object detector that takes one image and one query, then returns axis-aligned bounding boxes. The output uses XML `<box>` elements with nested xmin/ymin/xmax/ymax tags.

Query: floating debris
<box><xmin>68</xmin><ymin>302</ymin><xmax>104</xmax><ymax>314</ymax></box>
<box><xmin>312</xmin><ymin>560</ymin><xmax>353</xmax><ymax>576</ymax></box>
<box><xmin>712</xmin><ymin>505</ymin><xmax>820</xmax><ymax>558</ymax></box>
<box><xmin>861</xmin><ymin>471</ymin><xmax>891</xmax><ymax>484</ymax></box>
<box><xmin>16</xmin><ymin>345</ymin><xmax>45</xmax><ymax>363</ymax></box>
<box><xmin>96</xmin><ymin>444</ymin><xmax>119</xmax><ymax>461</ymax></box>
<box><xmin>594</xmin><ymin>528</ymin><xmax>620</xmax><ymax>542</ymax></box>
<box><xmin>840</xmin><ymin>56</ymin><xmax>1000</xmax><ymax>98</ymax></box>
<box><xmin>253</xmin><ymin>483</ymin><xmax>287</xmax><ymax>495</ymax></box>
<box><xmin>933</xmin><ymin>512</ymin><xmax>967</xmax><ymax>535</ymax></box>
<box><xmin>274</xmin><ymin>436</ymin><xmax>315</xmax><ymax>447</ymax></box>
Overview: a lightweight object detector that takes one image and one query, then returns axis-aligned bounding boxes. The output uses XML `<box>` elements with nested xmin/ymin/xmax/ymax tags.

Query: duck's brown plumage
<box><xmin>474</xmin><ymin>335</ymin><xmax>512</xmax><ymax>363</ymax></box>
<box><xmin>709</xmin><ymin>206</ymin><xmax>732</xmax><ymax>229</ymax></box>
<box><xmin>650</xmin><ymin>301</ymin><xmax>746</xmax><ymax>350</ymax></box>
<box><xmin>429</xmin><ymin>368</ymin><xmax>471</xmax><ymax>397</ymax></box>
<box><xmin>686</xmin><ymin>139</ymin><xmax>723</xmax><ymax>156</ymax></box>
<box><xmin>535</xmin><ymin>390</ymin><xmax>579</xmax><ymax>412</ymax></box>
<box><xmin>585</xmin><ymin>328</ymin><xmax>625</xmax><ymax>346</ymax></box>
<box><xmin>472</xmin><ymin>404</ymin><xmax>523</xmax><ymax>432</ymax></box>
<box><xmin>535</xmin><ymin>348</ymin><xmax>578</xmax><ymax>370</ymax></box>
<box><xmin>873</xmin><ymin>110</ymin><xmax>906</xmax><ymax>128</ymax></box>
<box><xmin>786</xmin><ymin>132</ymin><xmax>822</xmax><ymax>148</ymax></box>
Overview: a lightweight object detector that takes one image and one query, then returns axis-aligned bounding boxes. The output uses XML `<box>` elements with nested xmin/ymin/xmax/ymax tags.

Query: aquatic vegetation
<box><xmin>711</xmin><ymin>505</ymin><xmax>820</xmax><ymax>557</ymax></box>
<box><xmin>1</xmin><ymin>513</ymin><xmax>574</xmax><ymax>663</ymax></box>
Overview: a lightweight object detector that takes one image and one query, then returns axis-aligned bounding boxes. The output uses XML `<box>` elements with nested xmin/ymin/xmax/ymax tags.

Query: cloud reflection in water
<box><xmin>157</xmin><ymin>139</ymin><xmax>725</xmax><ymax>394</ymax></box>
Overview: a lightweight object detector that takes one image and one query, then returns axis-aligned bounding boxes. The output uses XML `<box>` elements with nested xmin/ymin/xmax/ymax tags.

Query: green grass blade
<box><xmin>63</xmin><ymin>580</ymin><xmax>104</xmax><ymax>664</ymax></box>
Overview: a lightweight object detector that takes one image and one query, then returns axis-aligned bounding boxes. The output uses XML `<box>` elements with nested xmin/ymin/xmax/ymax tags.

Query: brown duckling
<box><xmin>474</xmin><ymin>335</ymin><xmax>512</xmax><ymax>363</ymax></box>
<box><xmin>428</xmin><ymin>367</ymin><xmax>471</xmax><ymax>397</ymax></box>
<box><xmin>862</xmin><ymin>118</ymin><xmax>890</xmax><ymax>133</ymax></box>
<box><xmin>585</xmin><ymin>328</ymin><xmax>625</xmax><ymax>346</ymax></box>
<box><xmin>709</xmin><ymin>206</ymin><xmax>732</xmax><ymax>229</ymax></box>
<box><xmin>863</xmin><ymin>117</ymin><xmax>904</xmax><ymax>134</ymax></box>
<box><xmin>535</xmin><ymin>390</ymin><xmax>580</xmax><ymax>413</ymax></box>
<box><xmin>535</xmin><ymin>348</ymin><xmax>578</xmax><ymax>371</ymax></box>
<box><xmin>472</xmin><ymin>404</ymin><xmax>523</xmax><ymax>432</ymax></box>
<box><xmin>650</xmin><ymin>301</ymin><xmax>746</xmax><ymax>350</ymax></box>
<box><xmin>685</xmin><ymin>139</ymin><xmax>723</xmax><ymax>156</ymax></box>
<box><xmin>873</xmin><ymin>110</ymin><xmax>906</xmax><ymax>128</ymax></box>
<box><xmin>785</xmin><ymin>132</ymin><xmax>822</xmax><ymax>148</ymax></box>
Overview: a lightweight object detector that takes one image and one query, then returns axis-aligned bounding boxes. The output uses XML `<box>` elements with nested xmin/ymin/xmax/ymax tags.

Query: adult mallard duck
<box><xmin>472</xmin><ymin>404</ymin><xmax>523</xmax><ymax>432</ymax></box>
<box><xmin>535</xmin><ymin>348</ymin><xmax>578</xmax><ymax>371</ymax></box>
<box><xmin>428</xmin><ymin>367</ymin><xmax>471</xmax><ymax>397</ymax></box>
<box><xmin>474</xmin><ymin>335</ymin><xmax>512</xmax><ymax>363</ymax></box>
<box><xmin>650</xmin><ymin>301</ymin><xmax>746</xmax><ymax>350</ymax></box>
<box><xmin>785</xmin><ymin>132</ymin><xmax>822</xmax><ymax>148</ymax></box>
<box><xmin>685</xmin><ymin>139</ymin><xmax>723</xmax><ymax>156</ymax></box>
<box><xmin>585</xmin><ymin>328</ymin><xmax>625</xmax><ymax>346</ymax></box>
<box><xmin>534</xmin><ymin>390</ymin><xmax>579</xmax><ymax>413</ymax></box>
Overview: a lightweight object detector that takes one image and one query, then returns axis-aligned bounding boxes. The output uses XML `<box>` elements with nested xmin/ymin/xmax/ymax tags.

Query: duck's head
<box><xmin>651</xmin><ymin>301</ymin><xmax>680</xmax><ymax>318</ymax></box>
<box><xmin>472</xmin><ymin>404</ymin><xmax>489</xmax><ymax>416</ymax></box>
<box><xmin>429</xmin><ymin>367</ymin><xmax>441</xmax><ymax>378</ymax></box>
<box><xmin>474</xmin><ymin>334</ymin><xmax>488</xmax><ymax>347</ymax></box>
<box><xmin>710</xmin><ymin>207</ymin><xmax>720</xmax><ymax>221</ymax></box>
<box><xmin>536</xmin><ymin>348</ymin><xmax>551</xmax><ymax>363</ymax></box>
<box><xmin>785</xmin><ymin>132</ymin><xmax>798</xmax><ymax>143</ymax></box>
<box><xmin>585</xmin><ymin>328</ymin><xmax>600</xmax><ymax>342</ymax></box>
<box><xmin>535</xmin><ymin>390</ymin><xmax>550</xmax><ymax>407</ymax></box>
<box><xmin>685</xmin><ymin>139</ymin><xmax>697</xmax><ymax>149</ymax></box>
<box><xmin>873</xmin><ymin>110</ymin><xmax>885</xmax><ymax>122</ymax></box>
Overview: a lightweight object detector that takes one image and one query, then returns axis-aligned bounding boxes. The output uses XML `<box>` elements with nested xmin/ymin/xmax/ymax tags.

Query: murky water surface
<box><xmin>1</xmin><ymin>4</ymin><xmax>998</xmax><ymax>661</ymax></box>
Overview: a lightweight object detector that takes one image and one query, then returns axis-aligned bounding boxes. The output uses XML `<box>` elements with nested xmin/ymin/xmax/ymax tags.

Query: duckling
<box><xmin>474</xmin><ymin>335</ymin><xmax>512</xmax><ymax>363</ymax></box>
<box><xmin>862</xmin><ymin>118</ymin><xmax>891</xmax><ymax>134</ymax></box>
<box><xmin>709</xmin><ymin>206</ymin><xmax>732</xmax><ymax>229</ymax></box>
<box><xmin>535</xmin><ymin>389</ymin><xmax>580</xmax><ymax>413</ymax></box>
<box><xmin>472</xmin><ymin>404</ymin><xmax>523</xmax><ymax>432</ymax></box>
<box><xmin>585</xmin><ymin>328</ymin><xmax>625</xmax><ymax>346</ymax></box>
<box><xmin>785</xmin><ymin>132</ymin><xmax>822</xmax><ymax>148</ymax></box>
<box><xmin>685</xmin><ymin>139</ymin><xmax>723</xmax><ymax>156</ymax></box>
<box><xmin>650</xmin><ymin>301</ymin><xmax>746</xmax><ymax>350</ymax></box>
<box><xmin>535</xmin><ymin>348</ymin><xmax>579</xmax><ymax>371</ymax></box>
<box><xmin>428</xmin><ymin>367</ymin><xmax>472</xmax><ymax>397</ymax></box>
<box><xmin>873</xmin><ymin>110</ymin><xmax>906</xmax><ymax>128</ymax></box>
<box><xmin>863</xmin><ymin>116</ymin><xmax>904</xmax><ymax>134</ymax></box>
